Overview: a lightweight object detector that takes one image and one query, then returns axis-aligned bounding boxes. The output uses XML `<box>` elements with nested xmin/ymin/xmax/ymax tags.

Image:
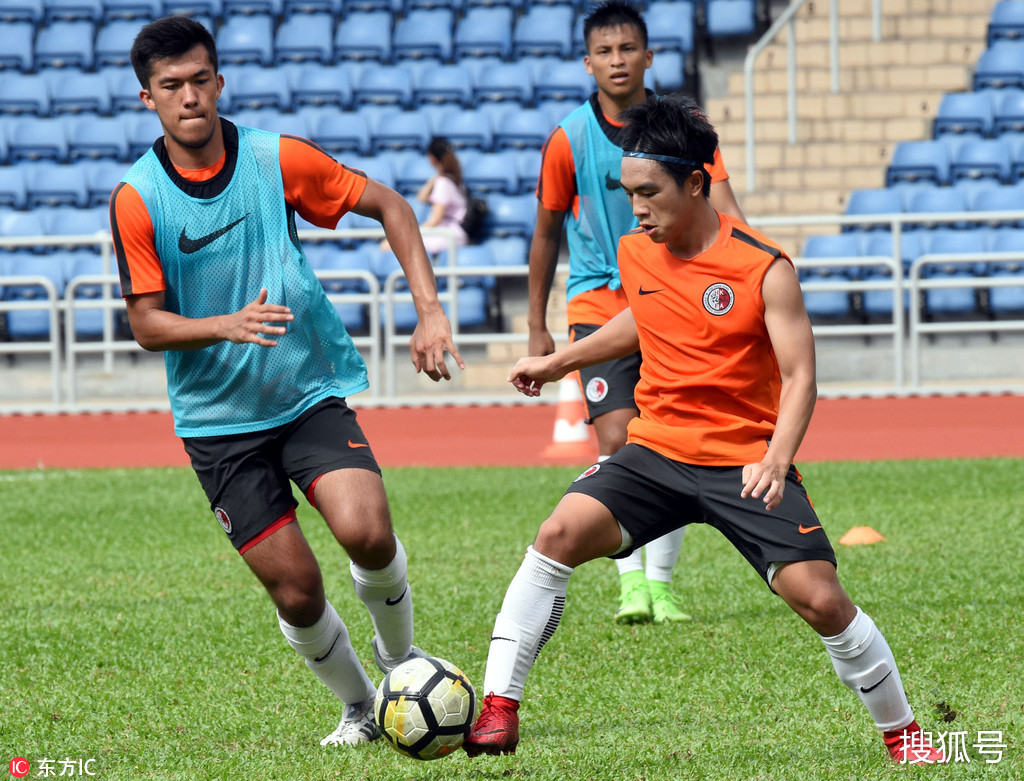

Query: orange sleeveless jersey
<box><xmin>111</xmin><ymin>135</ymin><xmax>367</xmax><ymax>296</ymax></box>
<box><xmin>617</xmin><ymin>213</ymin><xmax>792</xmax><ymax>466</ymax></box>
<box><xmin>538</xmin><ymin>120</ymin><xmax>729</xmax><ymax>326</ymax></box>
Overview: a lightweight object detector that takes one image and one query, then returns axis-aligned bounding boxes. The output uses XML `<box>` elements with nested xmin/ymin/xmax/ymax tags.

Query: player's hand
<box><xmin>507</xmin><ymin>355</ymin><xmax>565</xmax><ymax>397</ymax></box>
<box><xmin>223</xmin><ymin>288</ymin><xmax>293</xmax><ymax>346</ymax></box>
<box><xmin>410</xmin><ymin>308</ymin><xmax>465</xmax><ymax>382</ymax></box>
<box><xmin>740</xmin><ymin>461</ymin><xmax>789</xmax><ymax>511</ymax></box>
<box><xmin>528</xmin><ymin>328</ymin><xmax>556</xmax><ymax>358</ymax></box>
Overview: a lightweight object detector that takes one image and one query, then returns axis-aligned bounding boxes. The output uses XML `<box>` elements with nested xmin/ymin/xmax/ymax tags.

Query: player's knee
<box><xmin>271</xmin><ymin>568</ymin><xmax>325</xmax><ymax>625</ymax></box>
<box><xmin>792</xmin><ymin>588</ymin><xmax>853</xmax><ymax>634</ymax></box>
<box><xmin>535</xmin><ymin>515</ymin><xmax>579</xmax><ymax>558</ymax></box>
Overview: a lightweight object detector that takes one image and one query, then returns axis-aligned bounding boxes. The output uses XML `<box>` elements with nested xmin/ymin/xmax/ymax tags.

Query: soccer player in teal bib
<box><xmin>111</xmin><ymin>17</ymin><xmax>463</xmax><ymax>747</ymax></box>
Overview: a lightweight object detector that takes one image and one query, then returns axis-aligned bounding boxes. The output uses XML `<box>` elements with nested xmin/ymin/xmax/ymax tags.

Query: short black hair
<box><xmin>130</xmin><ymin>16</ymin><xmax>218</xmax><ymax>90</ymax></box>
<box><xmin>619</xmin><ymin>94</ymin><xmax>718</xmax><ymax>197</ymax></box>
<box><xmin>583</xmin><ymin>1</ymin><xmax>648</xmax><ymax>51</ymax></box>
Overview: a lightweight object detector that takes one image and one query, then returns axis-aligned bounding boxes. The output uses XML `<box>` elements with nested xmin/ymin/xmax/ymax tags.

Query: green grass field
<box><xmin>2</xmin><ymin>459</ymin><xmax>1021</xmax><ymax>780</ymax></box>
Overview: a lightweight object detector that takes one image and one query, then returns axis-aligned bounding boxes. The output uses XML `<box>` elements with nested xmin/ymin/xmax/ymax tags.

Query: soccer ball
<box><xmin>374</xmin><ymin>655</ymin><xmax>476</xmax><ymax>761</ymax></box>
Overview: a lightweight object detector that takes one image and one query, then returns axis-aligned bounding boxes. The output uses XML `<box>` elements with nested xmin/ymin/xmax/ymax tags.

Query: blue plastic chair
<box><xmin>2</xmin><ymin>254</ymin><xmax>66</xmax><ymax>340</ymax></box>
<box><xmin>413</xmin><ymin>63</ymin><xmax>473</xmax><ymax>107</ymax></box>
<box><xmin>483</xmin><ymin>193</ymin><xmax>535</xmax><ymax>237</ymax></box>
<box><xmin>44</xmin><ymin>0</ymin><xmax>103</xmax><ymax>22</ymax></box>
<box><xmin>354</xmin><ymin>64</ymin><xmax>414</xmax><ymax>108</ymax></box>
<box><xmin>435</xmin><ymin>107</ymin><xmax>493</xmax><ymax>151</ymax></box>
<box><xmin>886</xmin><ymin>140</ymin><xmax>951</xmax><ymax>186</ymax></box>
<box><xmin>101</xmin><ymin>0</ymin><xmax>160</xmax><ymax>19</ymax></box>
<box><xmin>274</xmin><ymin>12</ymin><xmax>334</xmax><ymax>63</ymax></box>
<box><xmin>460</xmin><ymin>150</ymin><xmax>516</xmax><ymax>194</ymax></box>
<box><xmin>49</xmin><ymin>71</ymin><xmax>114</xmax><ymax>116</ymax></box>
<box><xmin>454</xmin><ymin>6</ymin><xmax>512</xmax><ymax>59</ymax></box>
<box><xmin>217</xmin><ymin>15</ymin><xmax>275</xmax><ymax>65</ymax></box>
<box><xmin>514</xmin><ymin>148</ymin><xmax>541</xmax><ymax>195</ymax></box>
<box><xmin>906</xmin><ymin>186</ymin><xmax>968</xmax><ymax>230</ymax></box>
<box><xmin>646</xmin><ymin>1</ymin><xmax>696</xmax><ymax>52</ymax></box>
<box><xmin>0</xmin><ymin>21</ymin><xmax>34</xmax><ymax>71</ymax></box>
<box><xmin>94</xmin><ymin>18</ymin><xmax>147</xmax><ymax>67</ymax></box>
<box><xmin>393</xmin><ymin>8</ymin><xmax>454</xmax><ymax>63</ymax></box>
<box><xmin>706</xmin><ymin>0</ymin><xmax>757</xmax><ymax>38</ymax></box>
<box><xmin>993</xmin><ymin>88</ymin><xmax>1024</xmax><ymax>134</ymax></box>
<box><xmin>844</xmin><ymin>188</ymin><xmax>904</xmax><ymax>231</ymax></box>
<box><xmin>393</xmin><ymin>152</ymin><xmax>435</xmax><ymax>194</ymax></box>
<box><xmin>0</xmin><ymin>73</ymin><xmax>51</xmax><ymax>116</ymax></box>
<box><xmin>473</xmin><ymin>62</ymin><xmax>534</xmax><ymax>106</ymax></box>
<box><xmin>950</xmin><ymin>138</ymin><xmax>1013</xmax><ymax>184</ymax></box>
<box><xmin>483</xmin><ymin>234</ymin><xmax>528</xmax><ymax>266</ymax></box>
<box><xmin>7</xmin><ymin>117</ymin><xmax>69</xmax><ymax>162</ymax></box>
<box><xmin>370</xmin><ymin>109</ymin><xmax>432</xmax><ymax>152</ymax></box>
<box><xmin>309</xmin><ymin>111</ymin><xmax>372</xmax><ymax>155</ymax></box>
<box><xmin>288</xmin><ymin>64</ymin><xmax>354</xmax><ymax>110</ymax></box>
<box><xmin>79</xmin><ymin>158</ymin><xmax>129</xmax><ymax>205</ymax></box>
<box><xmin>651</xmin><ymin>49</ymin><xmax>686</xmax><ymax>92</ymax></box>
<box><xmin>282</xmin><ymin>0</ymin><xmax>340</xmax><ymax>15</ymax></box>
<box><xmin>970</xmin><ymin>185</ymin><xmax>1024</xmax><ymax>226</ymax></box>
<box><xmin>492</xmin><ymin>108</ymin><xmax>550</xmax><ymax>150</ymax></box>
<box><xmin>66</xmin><ymin>115</ymin><xmax>130</xmax><ymax>161</ymax></box>
<box><xmin>988</xmin><ymin>0</ymin><xmax>1024</xmax><ymax>45</ymax></box>
<box><xmin>125</xmin><ymin>111</ymin><xmax>164</xmax><ymax>158</ymax></box>
<box><xmin>225</xmin><ymin>65</ymin><xmax>293</xmax><ymax>111</ymax></box>
<box><xmin>534</xmin><ymin>59</ymin><xmax>593</xmax><ymax>104</ymax></box>
<box><xmin>933</xmin><ymin>91</ymin><xmax>996</xmax><ymax>138</ymax></box>
<box><xmin>512</xmin><ymin>5</ymin><xmax>574</xmax><ymax>58</ymax></box>
<box><xmin>335</xmin><ymin>11</ymin><xmax>393</xmax><ymax>62</ymax></box>
<box><xmin>974</xmin><ymin>40</ymin><xmax>1024</xmax><ymax>89</ymax></box>
<box><xmin>34</xmin><ymin>21</ymin><xmax>96</xmax><ymax>70</ymax></box>
<box><xmin>221</xmin><ymin>0</ymin><xmax>282</xmax><ymax>17</ymax></box>
<box><xmin>0</xmin><ymin>166</ymin><xmax>28</xmax><ymax>209</ymax></box>
<box><xmin>0</xmin><ymin>0</ymin><xmax>44</xmax><ymax>25</ymax></box>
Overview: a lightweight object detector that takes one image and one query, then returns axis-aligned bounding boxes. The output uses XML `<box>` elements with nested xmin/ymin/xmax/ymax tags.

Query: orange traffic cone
<box><xmin>541</xmin><ymin>377</ymin><xmax>597</xmax><ymax>461</ymax></box>
<box><xmin>839</xmin><ymin>526</ymin><xmax>887</xmax><ymax>545</ymax></box>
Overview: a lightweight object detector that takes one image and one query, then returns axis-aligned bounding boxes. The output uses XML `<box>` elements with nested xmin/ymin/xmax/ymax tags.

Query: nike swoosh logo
<box><xmin>798</xmin><ymin>524</ymin><xmax>823</xmax><ymax>534</ymax></box>
<box><xmin>638</xmin><ymin>285</ymin><xmax>665</xmax><ymax>296</ymax></box>
<box><xmin>860</xmin><ymin>670</ymin><xmax>892</xmax><ymax>694</ymax></box>
<box><xmin>178</xmin><ymin>213</ymin><xmax>249</xmax><ymax>254</ymax></box>
<box><xmin>489</xmin><ymin>636</ymin><xmax>517</xmax><ymax>643</ymax></box>
<box><xmin>348</xmin><ymin>440</ymin><xmax>368</xmax><ymax>449</ymax></box>
<box><xmin>385</xmin><ymin>586</ymin><xmax>408</xmax><ymax>606</ymax></box>
<box><xmin>604</xmin><ymin>172</ymin><xmax>621</xmax><ymax>191</ymax></box>
<box><xmin>313</xmin><ymin>631</ymin><xmax>341</xmax><ymax>663</ymax></box>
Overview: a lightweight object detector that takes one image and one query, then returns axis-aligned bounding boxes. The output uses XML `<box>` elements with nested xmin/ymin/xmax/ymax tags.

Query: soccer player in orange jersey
<box><xmin>529</xmin><ymin>1</ymin><xmax>745</xmax><ymax>626</ymax></box>
<box><xmin>464</xmin><ymin>94</ymin><xmax>943</xmax><ymax>765</ymax></box>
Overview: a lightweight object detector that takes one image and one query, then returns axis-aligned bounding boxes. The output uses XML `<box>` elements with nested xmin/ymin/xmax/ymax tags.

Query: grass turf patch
<box><xmin>1</xmin><ymin>460</ymin><xmax>1021</xmax><ymax>779</ymax></box>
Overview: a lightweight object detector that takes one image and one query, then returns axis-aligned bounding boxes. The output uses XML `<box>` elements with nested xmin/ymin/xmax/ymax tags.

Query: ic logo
<box><xmin>702</xmin><ymin>282</ymin><xmax>735</xmax><ymax>315</ymax></box>
<box><xmin>9</xmin><ymin>758</ymin><xmax>30</xmax><ymax>778</ymax></box>
<box><xmin>573</xmin><ymin>463</ymin><xmax>601</xmax><ymax>482</ymax></box>
<box><xmin>586</xmin><ymin>377</ymin><xmax>609</xmax><ymax>403</ymax></box>
<box><xmin>214</xmin><ymin>507</ymin><xmax>232</xmax><ymax>533</ymax></box>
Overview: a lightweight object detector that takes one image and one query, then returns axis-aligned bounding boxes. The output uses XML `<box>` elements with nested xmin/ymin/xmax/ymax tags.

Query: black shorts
<box><xmin>182</xmin><ymin>397</ymin><xmax>381</xmax><ymax>553</ymax></box>
<box><xmin>570</xmin><ymin>323</ymin><xmax>641</xmax><ymax>423</ymax></box>
<box><xmin>564</xmin><ymin>443</ymin><xmax>837</xmax><ymax>590</ymax></box>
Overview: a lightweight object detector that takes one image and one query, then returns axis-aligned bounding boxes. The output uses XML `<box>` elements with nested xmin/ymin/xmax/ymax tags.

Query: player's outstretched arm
<box><xmin>741</xmin><ymin>259</ymin><xmax>817</xmax><ymax>510</ymax></box>
<box><xmin>526</xmin><ymin>204</ymin><xmax>567</xmax><ymax>358</ymax></box>
<box><xmin>509</xmin><ymin>308</ymin><xmax>640</xmax><ymax>396</ymax></box>
<box><xmin>125</xmin><ymin>288</ymin><xmax>293</xmax><ymax>351</ymax></box>
<box><xmin>354</xmin><ymin>178</ymin><xmax>465</xmax><ymax>381</ymax></box>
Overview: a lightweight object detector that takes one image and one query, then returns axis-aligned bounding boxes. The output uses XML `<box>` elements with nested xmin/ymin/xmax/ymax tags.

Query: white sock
<box><xmin>278</xmin><ymin>601</ymin><xmax>374</xmax><ymax>706</ymax></box>
<box><xmin>644</xmin><ymin>527</ymin><xmax>686</xmax><ymax>583</ymax></box>
<box><xmin>350</xmin><ymin>535</ymin><xmax>413</xmax><ymax>666</ymax></box>
<box><xmin>482</xmin><ymin>545</ymin><xmax>574</xmax><ymax>700</ymax></box>
<box><xmin>615</xmin><ymin>548</ymin><xmax>644</xmax><ymax>576</ymax></box>
<box><xmin>820</xmin><ymin>606</ymin><xmax>914</xmax><ymax>732</ymax></box>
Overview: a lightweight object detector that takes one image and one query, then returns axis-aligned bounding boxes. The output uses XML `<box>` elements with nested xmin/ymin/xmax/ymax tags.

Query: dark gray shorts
<box><xmin>564</xmin><ymin>443</ymin><xmax>837</xmax><ymax>589</ymax></box>
<box><xmin>182</xmin><ymin>397</ymin><xmax>380</xmax><ymax>553</ymax></box>
<box><xmin>570</xmin><ymin>323</ymin><xmax>641</xmax><ymax>423</ymax></box>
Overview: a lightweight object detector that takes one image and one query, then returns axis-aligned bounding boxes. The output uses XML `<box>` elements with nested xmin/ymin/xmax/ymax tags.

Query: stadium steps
<box><xmin>705</xmin><ymin>0</ymin><xmax>994</xmax><ymax>251</ymax></box>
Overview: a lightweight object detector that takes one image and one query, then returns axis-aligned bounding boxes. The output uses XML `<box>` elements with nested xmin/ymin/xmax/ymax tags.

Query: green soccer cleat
<box><xmin>649</xmin><ymin>581</ymin><xmax>692</xmax><ymax>624</ymax></box>
<box><xmin>614</xmin><ymin>571</ymin><xmax>652</xmax><ymax>624</ymax></box>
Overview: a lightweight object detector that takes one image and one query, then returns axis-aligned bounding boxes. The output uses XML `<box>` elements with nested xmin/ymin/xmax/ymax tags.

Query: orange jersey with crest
<box><xmin>618</xmin><ymin>213</ymin><xmax>792</xmax><ymax>466</ymax></box>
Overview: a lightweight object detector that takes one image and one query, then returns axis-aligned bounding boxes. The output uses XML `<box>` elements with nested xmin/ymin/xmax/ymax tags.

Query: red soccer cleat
<box><xmin>884</xmin><ymin>721</ymin><xmax>947</xmax><ymax>764</ymax></box>
<box><xmin>462</xmin><ymin>693</ymin><xmax>520</xmax><ymax>757</ymax></box>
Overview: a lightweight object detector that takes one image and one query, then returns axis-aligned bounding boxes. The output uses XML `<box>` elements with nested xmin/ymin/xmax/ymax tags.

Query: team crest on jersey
<box><xmin>573</xmin><ymin>463</ymin><xmax>601</xmax><ymax>482</ymax></box>
<box><xmin>703</xmin><ymin>282</ymin><xmax>735</xmax><ymax>315</ymax></box>
<box><xmin>214</xmin><ymin>507</ymin><xmax>232</xmax><ymax>533</ymax></box>
<box><xmin>586</xmin><ymin>377</ymin><xmax>609</xmax><ymax>403</ymax></box>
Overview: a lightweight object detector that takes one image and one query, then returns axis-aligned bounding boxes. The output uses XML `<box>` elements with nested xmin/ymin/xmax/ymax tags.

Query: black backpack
<box><xmin>460</xmin><ymin>189</ymin><xmax>488</xmax><ymax>244</ymax></box>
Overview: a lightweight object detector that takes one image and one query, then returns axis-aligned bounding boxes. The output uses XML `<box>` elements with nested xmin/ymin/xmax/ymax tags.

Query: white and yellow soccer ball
<box><xmin>374</xmin><ymin>655</ymin><xmax>476</xmax><ymax>761</ymax></box>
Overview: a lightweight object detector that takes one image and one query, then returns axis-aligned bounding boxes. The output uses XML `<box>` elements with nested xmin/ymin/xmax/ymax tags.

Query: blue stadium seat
<box><xmin>974</xmin><ymin>40</ymin><xmax>1024</xmax><ymax>89</ymax></box>
<box><xmin>970</xmin><ymin>184</ymin><xmax>1024</xmax><ymax>226</ymax></box>
<box><xmin>484</xmin><ymin>234</ymin><xmax>528</xmax><ymax>266</ymax></box>
<box><xmin>393</xmin><ymin>8</ymin><xmax>454</xmax><ymax>63</ymax></box>
<box><xmin>79</xmin><ymin>158</ymin><xmax>128</xmax><ymax>205</ymax></box>
<box><xmin>651</xmin><ymin>49</ymin><xmax>686</xmax><ymax>92</ymax></box>
<box><xmin>230</xmin><ymin>107</ymin><xmax>307</xmax><ymax>136</ymax></box>
<box><xmin>335</xmin><ymin>11</ymin><xmax>393</xmax><ymax>62</ymax></box>
<box><xmin>63</xmin><ymin>250</ymin><xmax>114</xmax><ymax>338</ymax></box>
<box><xmin>799</xmin><ymin>233</ymin><xmax>860</xmax><ymax>319</ymax></box>
<box><xmin>216</xmin><ymin>15</ymin><xmax>275</xmax><ymax>65</ymax></box>
<box><xmin>483</xmin><ymin>193</ymin><xmax>535</xmax><ymax>237</ymax></box>
<box><xmin>49</xmin><ymin>71</ymin><xmax>114</xmax><ymax>116</ymax></box>
<box><xmin>905</xmin><ymin>186</ymin><xmax>968</xmax><ymax>230</ymax></box>
<box><xmin>0</xmin><ymin>73</ymin><xmax>51</xmax><ymax>116</ymax></box>
<box><xmin>706</xmin><ymin>0</ymin><xmax>757</xmax><ymax>38</ymax></box>
<box><xmin>34</xmin><ymin>21</ymin><xmax>96</xmax><ymax>70</ymax></box>
<box><xmin>886</xmin><ymin>140</ymin><xmax>951</xmax><ymax>186</ymax></box>
<box><xmin>348</xmin><ymin>153</ymin><xmax>396</xmax><ymax>190</ymax></box>
<box><xmin>7</xmin><ymin>117</ymin><xmax>69</xmax><ymax>162</ymax></box>
<box><xmin>454</xmin><ymin>7</ymin><xmax>513</xmax><ymax>60</ymax></box>
<box><xmin>101</xmin><ymin>0</ymin><xmax>160</xmax><ymax>19</ymax></box>
<box><xmin>162</xmin><ymin>0</ymin><xmax>224</xmax><ymax>18</ymax></box>
<box><xmin>514</xmin><ymin>148</ymin><xmax>541</xmax><ymax>195</ymax></box>
<box><xmin>993</xmin><ymin>88</ymin><xmax>1024</xmax><ymax>134</ymax></box>
<box><xmin>473</xmin><ymin>62</ymin><xmax>534</xmax><ymax>106</ymax></box>
<box><xmin>933</xmin><ymin>91</ymin><xmax>996</xmax><ymax>138</ymax></box>
<box><xmin>512</xmin><ymin>5</ymin><xmax>574</xmax><ymax>58</ymax></box>
<box><xmin>461</xmin><ymin>0</ymin><xmax>520</xmax><ymax>11</ymax></box>
<box><xmin>94</xmin><ymin>18</ymin><xmax>147</xmax><ymax>67</ymax></box>
<box><xmin>460</xmin><ymin>150</ymin><xmax>517</xmax><ymax>194</ymax></box>
<box><xmin>354</xmin><ymin>64</ymin><xmax>413</xmax><ymax>108</ymax></box>
<box><xmin>435</xmin><ymin>107</ymin><xmax>493</xmax><ymax>150</ymax></box>
<box><xmin>307</xmin><ymin>243</ymin><xmax>373</xmax><ymax>293</ymax></box>
<box><xmin>221</xmin><ymin>0</ymin><xmax>282</xmax><ymax>17</ymax></box>
<box><xmin>844</xmin><ymin>187</ymin><xmax>903</xmax><ymax>231</ymax></box>
<box><xmin>988</xmin><ymin>0</ymin><xmax>1024</xmax><ymax>45</ymax></box>
<box><xmin>39</xmin><ymin>204</ymin><xmax>108</xmax><ymax>243</ymax></box>
<box><xmin>493</xmin><ymin>107</ymin><xmax>550</xmax><ymax>150</ymax></box>
<box><xmin>224</xmin><ymin>65</ymin><xmax>292</xmax><ymax>111</ymax></box>
<box><xmin>949</xmin><ymin>137</ymin><xmax>1013</xmax><ymax>184</ymax></box>
<box><xmin>393</xmin><ymin>152</ymin><xmax>435</xmax><ymax>194</ymax></box>
<box><xmin>953</xmin><ymin>176</ymin><xmax>1000</xmax><ymax>210</ymax></box>
<box><xmin>341</xmin><ymin>0</ymin><xmax>400</xmax><ymax>14</ymax></box>
<box><xmin>437</xmin><ymin>242</ymin><xmax>494</xmax><ymax>289</ymax></box>
<box><xmin>539</xmin><ymin>99</ymin><xmax>574</xmax><ymax>126</ymax></box>
<box><xmin>917</xmin><ymin>229</ymin><xmax>986</xmax><ymax>316</ymax></box>
<box><xmin>987</xmin><ymin>227</ymin><xmax>1024</xmax><ymax>313</ymax></box>
<box><xmin>645</xmin><ymin>1</ymin><xmax>695</xmax><ymax>52</ymax></box>
<box><xmin>370</xmin><ymin>109</ymin><xmax>432</xmax><ymax>152</ymax></box>
<box><xmin>405</xmin><ymin>0</ymin><xmax>460</xmax><ymax>11</ymax></box>
<box><xmin>125</xmin><ymin>111</ymin><xmax>163</xmax><ymax>158</ymax></box>
<box><xmin>0</xmin><ymin>208</ymin><xmax>46</xmax><ymax>241</ymax></box>
<box><xmin>288</xmin><ymin>64</ymin><xmax>354</xmax><ymax>109</ymax></box>
<box><xmin>413</xmin><ymin>63</ymin><xmax>473</xmax><ymax>107</ymax></box>
<box><xmin>308</xmin><ymin>110</ymin><xmax>372</xmax><ymax>155</ymax></box>
<box><xmin>282</xmin><ymin>0</ymin><xmax>340</xmax><ymax>15</ymax></box>
<box><xmin>533</xmin><ymin>58</ymin><xmax>592</xmax><ymax>104</ymax></box>
<box><xmin>0</xmin><ymin>21</ymin><xmax>34</xmax><ymax>71</ymax></box>
<box><xmin>104</xmin><ymin>66</ymin><xmax>144</xmax><ymax>112</ymax></box>
<box><xmin>802</xmin><ymin>233</ymin><xmax>862</xmax><ymax>262</ymax></box>
<box><xmin>274</xmin><ymin>12</ymin><xmax>334</xmax><ymax>63</ymax></box>
<box><xmin>44</xmin><ymin>0</ymin><xmax>103</xmax><ymax>22</ymax></box>
<box><xmin>0</xmin><ymin>166</ymin><xmax>28</xmax><ymax>209</ymax></box>
<box><xmin>0</xmin><ymin>0</ymin><xmax>44</xmax><ymax>25</ymax></box>
<box><xmin>1</xmin><ymin>254</ymin><xmax>66</xmax><ymax>340</ymax></box>
<box><xmin>66</xmin><ymin>115</ymin><xmax>130</xmax><ymax>160</ymax></box>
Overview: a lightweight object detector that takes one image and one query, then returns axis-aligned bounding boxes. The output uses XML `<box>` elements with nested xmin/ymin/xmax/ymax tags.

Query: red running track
<box><xmin>1</xmin><ymin>395</ymin><xmax>1022</xmax><ymax>470</ymax></box>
